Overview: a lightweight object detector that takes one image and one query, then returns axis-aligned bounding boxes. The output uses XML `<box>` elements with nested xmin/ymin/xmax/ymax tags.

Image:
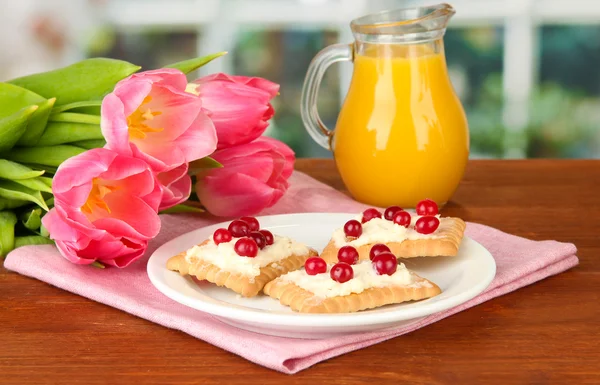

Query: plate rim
<box><xmin>147</xmin><ymin>213</ymin><xmax>497</xmax><ymax>327</ymax></box>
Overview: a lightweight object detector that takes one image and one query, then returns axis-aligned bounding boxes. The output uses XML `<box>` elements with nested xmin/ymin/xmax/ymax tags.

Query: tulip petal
<box><xmin>197</xmin><ymin>172</ymin><xmax>281</xmax><ymax>217</ymax></box>
<box><xmin>158</xmin><ymin>162</ymin><xmax>188</xmax><ymax>184</ymax></box>
<box><xmin>157</xmin><ymin>164</ymin><xmax>193</xmax><ymax>210</ymax></box>
<box><xmin>142</xmin><ymin>84</ymin><xmax>204</xmax><ymax>142</ymax></box>
<box><xmin>101</xmin><ymin>94</ymin><xmax>133</xmax><ymax>157</ymax></box>
<box><xmin>173</xmin><ymin>111</ymin><xmax>217</xmax><ymax>163</ymax></box>
<box><xmin>55</xmin><ymin>240</ymin><xmax>96</xmax><ymax>265</ymax></box>
<box><xmin>210</xmin><ymin>151</ymin><xmax>276</xmax><ymax>183</ymax></box>
<box><xmin>158</xmin><ymin>173</ymin><xmax>192</xmax><ymax>211</ymax></box>
<box><xmin>100</xmin><ymin>154</ymin><xmax>156</xmax><ymax>197</ymax></box>
<box><xmin>101</xmin><ymin>192</ymin><xmax>161</xmax><ymax>239</ymax></box>
<box><xmin>127</xmin><ymin>68</ymin><xmax>188</xmax><ymax>91</ymax></box>
<box><xmin>52</xmin><ymin>205</ymin><xmax>104</xmax><ymax>244</ymax></box>
<box><xmin>192</xmin><ymin>74</ymin><xmax>279</xmax><ymax>148</ymax></box>
<box><xmin>42</xmin><ymin>208</ymin><xmax>82</xmax><ymax>244</ymax></box>
<box><xmin>195</xmin><ymin>137</ymin><xmax>293</xmax><ymax>217</ymax></box>
<box><xmin>130</xmin><ymin>139</ymin><xmax>187</xmax><ymax>172</ymax></box>
<box><xmin>195</xmin><ymin>73</ymin><xmax>279</xmax><ymax>98</ymax></box>
<box><xmin>107</xmin><ymin>245</ymin><xmax>147</xmax><ymax>268</ymax></box>
<box><xmin>77</xmin><ymin>236</ymin><xmax>147</xmax><ymax>268</ymax></box>
<box><xmin>113</xmin><ymin>79</ymin><xmax>153</xmax><ymax>117</ymax></box>
<box><xmin>255</xmin><ymin>136</ymin><xmax>295</xmax><ymax>178</ymax></box>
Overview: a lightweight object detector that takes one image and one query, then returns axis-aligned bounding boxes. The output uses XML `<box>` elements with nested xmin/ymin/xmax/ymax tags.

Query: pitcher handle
<box><xmin>301</xmin><ymin>43</ymin><xmax>354</xmax><ymax>150</ymax></box>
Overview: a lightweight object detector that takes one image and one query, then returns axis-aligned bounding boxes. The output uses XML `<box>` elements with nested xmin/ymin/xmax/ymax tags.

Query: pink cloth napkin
<box><xmin>4</xmin><ymin>171</ymin><xmax>579</xmax><ymax>374</ymax></box>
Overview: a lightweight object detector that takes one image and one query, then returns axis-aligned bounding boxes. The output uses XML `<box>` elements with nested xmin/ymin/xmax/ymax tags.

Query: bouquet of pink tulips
<box><xmin>0</xmin><ymin>53</ymin><xmax>294</xmax><ymax>267</ymax></box>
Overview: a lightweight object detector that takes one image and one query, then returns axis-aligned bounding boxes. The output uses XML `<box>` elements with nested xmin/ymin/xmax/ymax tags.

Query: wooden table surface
<box><xmin>1</xmin><ymin>159</ymin><xmax>599</xmax><ymax>384</ymax></box>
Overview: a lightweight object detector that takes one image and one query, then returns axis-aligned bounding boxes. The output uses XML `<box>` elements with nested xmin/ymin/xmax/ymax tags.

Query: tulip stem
<box><xmin>160</xmin><ymin>203</ymin><xmax>205</xmax><ymax>214</ymax></box>
<box><xmin>91</xmin><ymin>261</ymin><xmax>106</xmax><ymax>269</ymax></box>
<box><xmin>49</xmin><ymin>113</ymin><xmax>101</xmax><ymax>125</ymax></box>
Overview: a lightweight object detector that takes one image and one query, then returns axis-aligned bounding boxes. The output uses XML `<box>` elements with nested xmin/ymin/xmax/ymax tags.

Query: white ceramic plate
<box><xmin>148</xmin><ymin>213</ymin><xmax>496</xmax><ymax>339</ymax></box>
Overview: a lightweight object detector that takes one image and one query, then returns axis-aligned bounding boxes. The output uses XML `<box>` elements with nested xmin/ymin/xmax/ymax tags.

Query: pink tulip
<box><xmin>101</xmin><ymin>68</ymin><xmax>217</xmax><ymax>209</ymax></box>
<box><xmin>195</xmin><ymin>137</ymin><xmax>295</xmax><ymax>217</ymax></box>
<box><xmin>156</xmin><ymin>163</ymin><xmax>191</xmax><ymax>211</ymax></box>
<box><xmin>42</xmin><ymin>148</ymin><xmax>162</xmax><ymax>267</ymax></box>
<box><xmin>189</xmin><ymin>73</ymin><xmax>279</xmax><ymax>149</ymax></box>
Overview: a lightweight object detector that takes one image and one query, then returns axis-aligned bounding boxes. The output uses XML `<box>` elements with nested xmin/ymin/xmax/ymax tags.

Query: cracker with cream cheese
<box><xmin>321</xmin><ymin>217</ymin><xmax>466</xmax><ymax>264</ymax></box>
<box><xmin>167</xmin><ymin>239</ymin><xmax>318</xmax><ymax>297</ymax></box>
<box><xmin>263</xmin><ymin>263</ymin><xmax>441</xmax><ymax>313</ymax></box>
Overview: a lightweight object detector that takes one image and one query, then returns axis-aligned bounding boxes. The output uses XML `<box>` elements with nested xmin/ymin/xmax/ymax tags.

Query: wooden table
<box><xmin>1</xmin><ymin>159</ymin><xmax>599</xmax><ymax>384</ymax></box>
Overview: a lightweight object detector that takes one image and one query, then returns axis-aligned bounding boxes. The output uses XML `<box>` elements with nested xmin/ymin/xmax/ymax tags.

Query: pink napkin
<box><xmin>4</xmin><ymin>171</ymin><xmax>579</xmax><ymax>374</ymax></box>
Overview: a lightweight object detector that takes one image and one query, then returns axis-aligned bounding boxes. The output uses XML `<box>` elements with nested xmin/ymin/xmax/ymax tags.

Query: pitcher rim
<box><xmin>350</xmin><ymin>3</ymin><xmax>455</xmax><ymax>34</ymax></box>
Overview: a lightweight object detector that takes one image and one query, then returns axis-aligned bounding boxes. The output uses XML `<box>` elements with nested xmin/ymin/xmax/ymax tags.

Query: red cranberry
<box><xmin>372</xmin><ymin>252</ymin><xmax>398</xmax><ymax>275</ymax></box>
<box><xmin>248</xmin><ymin>231</ymin><xmax>267</xmax><ymax>249</ymax></box>
<box><xmin>343</xmin><ymin>220</ymin><xmax>362</xmax><ymax>238</ymax></box>
<box><xmin>393</xmin><ymin>211</ymin><xmax>412</xmax><ymax>228</ymax></box>
<box><xmin>361</xmin><ymin>208</ymin><xmax>382</xmax><ymax>223</ymax></box>
<box><xmin>228</xmin><ymin>220</ymin><xmax>250</xmax><ymax>237</ymax></box>
<box><xmin>240</xmin><ymin>216</ymin><xmax>260</xmax><ymax>231</ymax></box>
<box><xmin>384</xmin><ymin>206</ymin><xmax>403</xmax><ymax>221</ymax></box>
<box><xmin>337</xmin><ymin>246</ymin><xmax>359</xmax><ymax>265</ymax></box>
<box><xmin>213</xmin><ymin>228</ymin><xmax>232</xmax><ymax>245</ymax></box>
<box><xmin>416</xmin><ymin>199</ymin><xmax>439</xmax><ymax>216</ymax></box>
<box><xmin>415</xmin><ymin>216</ymin><xmax>440</xmax><ymax>234</ymax></box>
<box><xmin>369</xmin><ymin>244</ymin><xmax>391</xmax><ymax>260</ymax></box>
<box><xmin>330</xmin><ymin>262</ymin><xmax>354</xmax><ymax>283</ymax></box>
<box><xmin>259</xmin><ymin>229</ymin><xmax>274</xmax><ymax>245</ymax></box>
<box><xmin>234</xmin><ymin>238</ymin><xmax>258</xmax><ymax>257</ymax></box>
<box><xmin>305</xmin><ymin>257</ymin><xmax>327</xmax><ymax>275</ymax></box>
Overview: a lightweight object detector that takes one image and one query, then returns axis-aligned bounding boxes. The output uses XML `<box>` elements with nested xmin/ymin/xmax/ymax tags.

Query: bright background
<box><xmin>1</xmin><ymin>0</ymin><xmax>599</xmax><ymax>159</ymax></box>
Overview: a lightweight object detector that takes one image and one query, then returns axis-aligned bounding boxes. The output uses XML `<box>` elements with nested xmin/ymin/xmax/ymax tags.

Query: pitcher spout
<box><xmin>351</xmin><ymin>3</ymin><xmax>455</xmax><ymax>43</ymax></box>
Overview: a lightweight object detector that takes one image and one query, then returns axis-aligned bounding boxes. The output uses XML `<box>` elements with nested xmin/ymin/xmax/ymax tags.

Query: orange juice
<box><xmin>333</xmin><ymin>46</ymin><xmax>469</xmax><ymax>208</ymax></box>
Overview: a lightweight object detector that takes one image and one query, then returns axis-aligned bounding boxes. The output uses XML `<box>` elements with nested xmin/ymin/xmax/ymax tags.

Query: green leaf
<box><xmin>0</xmin><ymin>180</ymin><xmax>49</xmax><ymax>211</ymax></box>
<box><xmin>0</xmin><ymin>83</ymin><xmax>45</xmax><ymax>118</ymax></box>
<box><xmin>51</xmin><ymin>100</ymin><xmax>102</xmax><ymax>114</ymax></box>
<box><xmin>40</xmin><ymin>223</ymin><xmax>50</xmax><ymax>238</ymax></box>
<box><xmin>188</xmin><ymin>157</ymin><xmax>223</xmax><ymax>175</ymax></box>
<box><xmin>0</xmin><ymin>160</ymin><xmax>44</xmax><ymax>180</ymax></box>
<box><xmin>164</xmin><ymin>51</ymin><xmax>227</xmax><ymax>74</ymax></box>
<box><xmin>20</xmin><ymin>207</ymin><xmax>42</xmax><ymax>231</ymax></box>
<box><xmin>14</xmin><ymin>236</ymin><xmax>54</xmax><ymax>249</ymax></box>
<box><xmin>17</xmin><ymin>98</ymin><xmax>56</xmax><ymax>146</ymax></box>
<box><xmin>21</xmin><ymin>164</ymin><xmax>58</xmax><ymax>175</ymax></box>
<box><xmin>160</xmin><ymin>204</ymin><xmax>205</xmax><ymax>214</ymax></box>
<box><xmin>13</xmin><ymin>177</ymin><xmax>53</xmax><ymax>193</ymax></box>
<box><xmin>49</xmin><ymin>112</ymin><xmax>101</xmax><ymax>125</ymax></box>
<box><xmin>0</xmin><ymin>197</ymin><xmax>29</xmax><ymax>210</ymax></box>
<box><xmin>40</xmin><ymin>177</ymin><xmax>53</xmax><ymax>189</ymax></box>
<box><xmin>8</xmin><ymin>58</ymin><xmax>141</xmax><ymax>106</ymax></box>
<box><xmin>0</xmin><ymin>83</ymin><xmax>55</xmax><ymax>147</ymax></box>
<box><xmin>0</xmin><ymin>106</ymin><xmax>38</xmax><ymax>154</ymax></box>
<box><xmin>0</xmin><ymin>211</ymin><xmax>18</xmax><ymax>257</ymax></box>
<box><xmin>36</xmin><ymin>122</ymin><xmax>103</xmax><ymax>146</ymax></box>
<box><xmin>5</xmin><ymin>145</ymin><xmax>86</xmax><ymax>167</ymax></box>
<box><xmin>71</xmin><ymin>139</ymin><xmax>106</xmax><ymax>149</ymax></box>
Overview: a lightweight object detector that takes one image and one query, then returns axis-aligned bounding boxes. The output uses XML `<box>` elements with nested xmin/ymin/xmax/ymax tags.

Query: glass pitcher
<box><xmin>301</xmin><ymin>3</ymin><xmax>469</xmax><ymax>208</ymax></box>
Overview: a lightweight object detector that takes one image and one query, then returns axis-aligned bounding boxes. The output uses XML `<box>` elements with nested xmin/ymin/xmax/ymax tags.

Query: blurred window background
<box><xmin>1</xmin><ymin>0</ymin><xmax>599</xmax><ymax>158</ymax></box>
